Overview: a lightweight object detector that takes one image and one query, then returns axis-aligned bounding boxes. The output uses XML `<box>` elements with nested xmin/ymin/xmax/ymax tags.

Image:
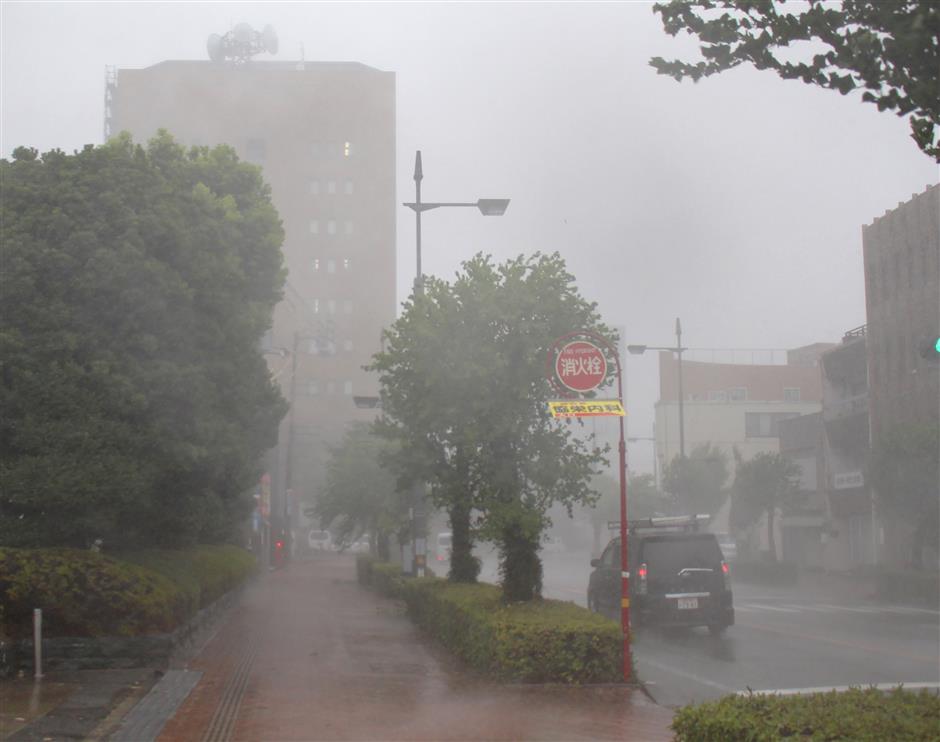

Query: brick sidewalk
<box><xmin>155</xmin><ymin>555</ymin><xmax>675</xmax><ymax>741</ymax></box>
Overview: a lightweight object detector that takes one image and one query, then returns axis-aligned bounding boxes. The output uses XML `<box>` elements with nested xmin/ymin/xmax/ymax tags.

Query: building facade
<box><xmin>108</xmin><ymin>58</ymin><xmax>397</xmax><ymax>551</ymax></box>
<box><xmin>862</xmin><ymin>183</ymin><xmax>939</xmax><ymax>568</ymax></box>
<box><xmin>654</xmin><ymin>347</ymin><xmax>827</xmax><ymax>472</ymax></box>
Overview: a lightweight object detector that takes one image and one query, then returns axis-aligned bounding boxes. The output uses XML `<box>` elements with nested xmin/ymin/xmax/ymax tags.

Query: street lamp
<box><xmin>403</xmin><ymin>150</ymin><xmax>510</xmax><ymax>295</ymax></box>
<box><xmin>401</xmin><ymin>150</ymin><xmax>510</xmax><ymax>576</ymax></box>
<box><xmin>628</xmin><ymin>317</ymin><xmax>686</xmax><ymax>461</ymax></box>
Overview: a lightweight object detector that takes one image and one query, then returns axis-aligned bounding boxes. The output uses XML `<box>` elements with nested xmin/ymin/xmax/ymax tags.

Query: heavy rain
<box><xmin>1</xmin><ymin>2</ymin><xmax>938</xmax><ymax>740</ymax></box>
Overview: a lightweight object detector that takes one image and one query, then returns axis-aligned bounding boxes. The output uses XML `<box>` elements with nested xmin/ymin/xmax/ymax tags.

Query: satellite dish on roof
<box><xmin>207</xmin><ymin>33</ymin><xmax>224</xmax><ymax>63</ymax></box>
<box><xmin>262</xmin><ymin>25</ymin><xmax>279</xmax><ymax>55</ymax></box>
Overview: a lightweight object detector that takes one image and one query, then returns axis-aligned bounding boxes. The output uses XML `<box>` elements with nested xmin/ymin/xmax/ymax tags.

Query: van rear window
<box><xmin>640</xmin><ymin>535</ymin><xmax>723</xmax><ymax>578</ymax></box>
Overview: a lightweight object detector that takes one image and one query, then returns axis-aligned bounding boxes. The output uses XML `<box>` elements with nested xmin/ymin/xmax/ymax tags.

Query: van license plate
<box><xmin>677</xmin><ymin>598</ymin><xmax>698</xmax><ymax>610</ymax></box>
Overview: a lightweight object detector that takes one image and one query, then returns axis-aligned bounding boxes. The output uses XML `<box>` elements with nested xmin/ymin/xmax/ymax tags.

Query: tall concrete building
<box><xmin>107</xmin><ymin>54</ymin><xmax>397</xmax><ymax>548</ymax></box>
<box><xmin>863</xmin><ymin>183</ymin><xmax>939</xmax><ymax>567</ymax></box>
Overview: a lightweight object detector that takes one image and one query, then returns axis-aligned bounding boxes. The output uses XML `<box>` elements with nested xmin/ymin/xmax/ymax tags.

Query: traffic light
<box><xmin>918</xmin><ymin>335</ymin><xmax>940</xmax><ymax>362</ymax></box>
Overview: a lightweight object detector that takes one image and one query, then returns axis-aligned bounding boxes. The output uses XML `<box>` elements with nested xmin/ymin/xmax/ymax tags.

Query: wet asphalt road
<box><xmin>479</xmin><ymin>548</ymin><xmax>940</xmax><ymax>708</ymax></box>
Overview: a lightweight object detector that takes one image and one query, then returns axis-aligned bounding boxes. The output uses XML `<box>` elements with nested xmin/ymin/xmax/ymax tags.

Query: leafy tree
<box><xmin>731</xmin><ymin>451</ymin><xmax>801</xmax><ymax>561</ymax></box>
<box><xmin>650</xmin><ymin>1</ymin><xmax>940</xmax><ymax>161</ymax></box>
<box><xmin>869</xmin><ymin>422</ymin><xmax>939</xmax><ymax>570</ymax></box>
<box><xmin>0</xmin><ymin>133</ymin><xmax>287</xmax><ymax>549</ymax></box>
<box><xmin>313</xmin><ymin>422</ymin><xmax>409</xmax><ymax>560</ymax></box>
<box><xmin>372</xmin><ymin>253</ymin><xmax>611</xmax><ymax>600</ymax></box>
<box><xmin>661</xmin><ymin>442</ymin><xmax>730</xmax><ymax>516</ymax></box>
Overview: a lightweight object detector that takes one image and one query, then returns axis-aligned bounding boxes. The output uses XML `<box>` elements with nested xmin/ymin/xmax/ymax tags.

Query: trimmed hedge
<box><xmin>356</xmin><ymin>558</ymin><xmax>622</xmax><ymax>683</ymax></box>
<box><xmin>0</xmin><ymin>545</ymin><xmax>255</xmax><ymax>639</ymax></box>
<box><xmin>672</xmin><ymin>687</ymin><xmax>940</xmax><ymax>741</ymax></box>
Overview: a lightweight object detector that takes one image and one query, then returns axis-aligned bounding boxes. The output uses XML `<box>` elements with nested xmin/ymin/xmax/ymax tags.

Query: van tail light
<box><xmin>637</xmin><ymin>563</ymin><xmax>648</xmax><ymax>595</ymax></box>
<box><xmin>721</xmin><ymin>560</ymin><xmax>731</xmax><ymax>589</ymax></box>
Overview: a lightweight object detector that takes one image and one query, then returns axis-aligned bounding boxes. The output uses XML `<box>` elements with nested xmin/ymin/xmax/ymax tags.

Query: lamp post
<box><xmin>627</xmin><ymin>317</ymin><xmax>686</xmax><ymax>463</ymax></box>
<box><xmin>402</xmin><ymin>150</ymin><xmax>510</xmax><ymax>576</ymax></box>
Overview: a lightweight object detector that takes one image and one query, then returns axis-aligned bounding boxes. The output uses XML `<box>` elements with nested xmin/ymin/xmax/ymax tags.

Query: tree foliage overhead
<box><xmin>650</xmin><ymin>1</ymin><xmax>940</xmax><ymax>161</ymax></box>
<box><xmin>0</xmin><ymin>132</ymin><xmax>287</xmax><ymax>549</ymax></box>
<box><xmin>371</xmin><ymin>253</ymin><xmax>612</xmax><ymax>600</ymax></box>
<box><xmin>869</xmin><ymin>422</ymin><xmax>938</xmax><ymax>569</ymax></box>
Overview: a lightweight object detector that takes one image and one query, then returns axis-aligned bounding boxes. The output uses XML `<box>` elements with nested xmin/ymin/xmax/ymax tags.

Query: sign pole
<box><xmin>547</xmin><ymin>331</ymin><xmax>630</xmax><ymax>682</ymax></box>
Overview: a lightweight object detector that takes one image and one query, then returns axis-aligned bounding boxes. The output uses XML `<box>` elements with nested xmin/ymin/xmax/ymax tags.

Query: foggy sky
<box><xmin>3</xmin><ymin>1</ymin><xmax>937</xmax><ymax>475</ymax></box>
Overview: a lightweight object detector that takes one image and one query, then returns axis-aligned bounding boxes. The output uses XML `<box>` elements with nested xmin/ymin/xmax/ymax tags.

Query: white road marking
<box><xmin>638</xmin><ymin>658</ymin><xmax>736</xmax><ymax>693</ymax></box>
<box><xmin>740</xmin><ymin>603</ymin><xmax>800</xmax><ymax>613</ymax></box>
<box><xmin>740</xmin><ymin>682</ymin><xmax>940</xmax><ymax>696</ymax></box>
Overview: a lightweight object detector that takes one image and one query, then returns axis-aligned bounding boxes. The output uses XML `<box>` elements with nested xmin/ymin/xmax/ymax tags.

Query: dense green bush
<box><xmin>120</xmin><ymin>545</ymin><xmax>257</xmax><ymax>609</ymax></box>
<box><xmin>0</xmin><ymin>545</ymin><xmax>255</xmax><ymax>639</ymax></box>
<box><xmin>371</xmin><ymin>562</ymin><xmax>405</xmax><ymax>598</ymax></box>
<box><xmin>672</xmin><ymin>687</ymin><xmax>940</xmax><ymax>741</ymax></box>
<box><xmin>400</xmin><ymin>577</ymin><xmax>621</xmax><ymax>683</ymax></box>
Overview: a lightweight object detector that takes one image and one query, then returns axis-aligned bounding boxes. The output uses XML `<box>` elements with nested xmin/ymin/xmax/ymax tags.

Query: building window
<box><xmin>309</xmin><ymin>220</ymin><xmax>319</xmax><ymax>234</ymax></box>
<box><xmin>327</xmin><ymin>220</ymin><xmax>337</xmax><ymax>235</ymax></box>
<box><xmin>325</xmin><ymin>381</ymin><xmax>335</xmax><ymax>394</ymax></box>
<box><xmin>745</xmin><ymin>412</ymin><xmax>799</xmax><ymax>438</ymax></box>
<box><xmin>327</xmin><ymin>181</ymin><xmax>337</xmax><ymax>195</ymax></box>
<box><xmin>327</xmin><ymin>299</ymin><xmax>337</xmax><ymax>315</ymax></box>
<box><xmin>306</xmin><ymin>381</ymin><xmax>319</xmax><ymax>396</ymax></box>
<box><xmin>344</xmin><ymin>181</ymin><xmax>354</xmax><ymax>195</ymax></box>
<box><xmin>707</xmin><ymin>390</ymin><xmax>727</xmax><ymax>402</ymax></box>
<box><xmin>246</xmin><ymin>138</ymin><xmax>266</xmax><ymax>164</ymax></box>
<box><xmin>312</xmin><ymin>298</ymin><xmax>320</xmax><ymax>314</ymax></box>
<box><xmin>309</xmin><ymin>181</ymin><xmax>320</xmax><ymax>196</ymax></box>
<box><xmin>343</xmin><ymin>380</ymin><xmax>353</xmax><ymax>395</ymax></box>
<box><xmin>344</xmin><ymin>221</ymin><xmax>354</xmax><ymax>235</ymax></box>
<box><xmin>343</xmin><ymin>299</ymin><xmax>353</xmax><ymax>314</ymax></box>
<box><xmin>343</xmin><ymin>339</ymin><xmax>353</xmax><ymax>352</ymax></box>
<box><xmin>312</xmin><ymin>258</ymin><xmax>320</xmax><ymax>272</ymax></box>
<box><xmin>729</xmin><ymin>387</ymin><xmax>748</xmax><ymax>401</ymax></box>
<box><xmin>343</xmin><ymin>258</ymin><xmax>351</xmax><ymax>271</ymax></box>
<box><xmin>327</xmin><ymin>259</ymin><xmax>336</xmax><ymax>274</ymax></box>
<box><xmin>344</xmin><ymin>141</ymin><xmax>352</xmax><ymax>157</ymax></box>
<box><xmin>783</xmin><ymin>387</ymin><xmax>801</xmax><ymax>402</ymax></box>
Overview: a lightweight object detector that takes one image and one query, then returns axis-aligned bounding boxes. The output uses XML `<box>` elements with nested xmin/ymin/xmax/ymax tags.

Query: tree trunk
<box><xmin>498</xmin><ymin>520</ymin><xmax>542</xmax><ymax>602</ymax></box>
<box><xmin>766</xmin><ymin>507</ymin><xmax>777</xmax><ymax>562</ymax></box>
<box><xmin>448</xmin><ymin>499</ymin><xmax>479</xmax><ymax>582</ymax></box>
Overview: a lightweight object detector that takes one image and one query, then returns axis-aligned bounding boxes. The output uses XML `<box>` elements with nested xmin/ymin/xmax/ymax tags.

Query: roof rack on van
<box><xmin>607</xmin><ymin>514</ymin><xmax>710</xmax><ymax>533</ymax></box>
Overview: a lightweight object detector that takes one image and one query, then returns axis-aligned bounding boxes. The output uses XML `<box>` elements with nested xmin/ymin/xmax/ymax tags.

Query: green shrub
<box><xmin>0</xmin><ymin>545</ymin><xmax>256</xmax><ymax>639</ymax></box>
<box><xmin>400</xmin><ymin>578</ymin><xmax>621</xmax><ymax>683</ymax></box>
<box><xmin>0</xmin><ymin>547</ymin><xmax>184</xmax><ymax>638</ymax></box>
<box><xmin>672</xmin><ymin>687</ymin><xmax>940</xmax><ymax>741</ymax></box>
<box><xmin>119</xmin><ymin>545</ymin><xmax>256</xmax><ymax>610</ymax></box>
<box><xmin>371</xmin><ymin>562</ymin><xmax>405</xmax><ymax>598</ymax></box>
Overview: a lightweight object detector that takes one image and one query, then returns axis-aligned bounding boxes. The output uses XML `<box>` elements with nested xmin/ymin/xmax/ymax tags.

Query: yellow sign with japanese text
<box><xmin>548</xmin><ymin>399</ymin><xmax>625</xmax><ymax>418</ymax></box>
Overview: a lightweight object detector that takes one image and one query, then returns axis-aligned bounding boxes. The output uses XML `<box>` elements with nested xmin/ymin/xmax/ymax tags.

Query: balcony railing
<box><xmin>823</xmin><ymin>393</ymin><xmax>869</xmax><ymax>421</ymax></box>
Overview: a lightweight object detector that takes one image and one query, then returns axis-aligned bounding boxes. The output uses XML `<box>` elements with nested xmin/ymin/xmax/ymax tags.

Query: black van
<box><xmin>588</xmin><ymin>516</ymin><xmax>734</xmax><ymax>635</ymax></box>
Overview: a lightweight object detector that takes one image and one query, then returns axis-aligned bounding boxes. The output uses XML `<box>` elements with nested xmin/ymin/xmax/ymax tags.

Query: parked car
<box><xmin>588</xmin><ymin>515</ymin><xmax>734</xmax><ymax>635</ymax></box>
<box><xmin>307</xmin><ymin>529</ymin><xmax>333</xmax><ymax>551</ymax></box>
<box><xmin>715</xmin><ymin>532</ymin><xmax>738</xmax><ymax>562</ymax></box>
<box><xmin>434</xmin><ymin>532</ymin><xmax>452</xmax><ymax>564</ymax></box>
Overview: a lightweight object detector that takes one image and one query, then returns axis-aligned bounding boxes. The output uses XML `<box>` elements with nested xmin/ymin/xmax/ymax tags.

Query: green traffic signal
<box><xmin>918</xmin><ymin>336</ymin><xmax>940</xmax><ymax>360</ymax></box>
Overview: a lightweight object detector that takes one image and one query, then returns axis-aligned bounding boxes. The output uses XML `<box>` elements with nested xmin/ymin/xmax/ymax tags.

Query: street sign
<box><xmin>548</xmin><ymin>399</ymin><xmax>624</xmax><ymax>418</ymax></box>
<box><xmin>554</xmin><ymin>340</ymin><xmax>607</xmax><ymax>393</ymax></box>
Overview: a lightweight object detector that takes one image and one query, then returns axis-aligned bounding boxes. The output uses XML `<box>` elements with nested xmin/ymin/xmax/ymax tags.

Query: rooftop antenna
<box><xmin>207</xmin><ymin>24</ymin><xmax>279</xmax><ymax>65</ymax></box>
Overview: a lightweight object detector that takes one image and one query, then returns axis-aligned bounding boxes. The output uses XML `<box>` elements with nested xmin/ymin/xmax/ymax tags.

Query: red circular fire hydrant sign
<box><xmin>555</xmin><ymin>340</ymin><xmax>607</xmax><ymax>393</ymax></box>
